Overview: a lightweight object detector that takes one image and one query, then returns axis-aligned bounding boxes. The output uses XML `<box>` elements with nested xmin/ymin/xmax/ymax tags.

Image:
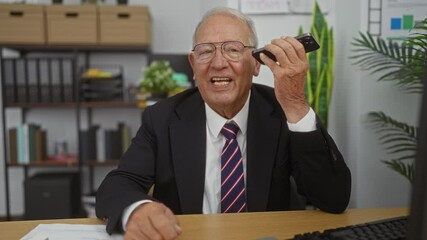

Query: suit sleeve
<box><xmin>96</xmin><ymin>107</ymin><xmax>157</xmax><ymax>234</ymax></box>
<box><xmin>289</xmin><ymin>119</ymin><xmax>351</xmax><ymax>213</ymax></box>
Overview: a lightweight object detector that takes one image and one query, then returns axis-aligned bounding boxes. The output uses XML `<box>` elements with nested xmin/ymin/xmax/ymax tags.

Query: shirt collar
<box><xmin>205</xmin><ymin>91</ymin><xmax>250</xmax><ymax>138</ymax></box>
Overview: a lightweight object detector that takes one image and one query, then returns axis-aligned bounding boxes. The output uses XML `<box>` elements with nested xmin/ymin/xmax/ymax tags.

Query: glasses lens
<box><xmin>223</xmin><ymin>41</ymin><xmax>245</xmax><ymax>61</ymax></box>
<box><xmin>193</xmin><ymin>41</ymin><xmax>248</xmax><ymax>63</ymax></box>
<box><xmin>194</xmin><ymin>43</ymin><xmax>215</xmax><ymax>63</ymax></box>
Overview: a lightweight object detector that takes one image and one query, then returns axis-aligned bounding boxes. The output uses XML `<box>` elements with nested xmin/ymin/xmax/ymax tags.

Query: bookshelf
<box><xmin>0</xmin><ymin>45</ymin><xmax>150</xmax><ymax>220</ymax></box>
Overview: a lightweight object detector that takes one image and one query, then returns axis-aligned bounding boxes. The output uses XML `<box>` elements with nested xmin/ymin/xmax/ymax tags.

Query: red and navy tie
<box><xmin>220</xmin><ymin>122</ymin><xmax>247</xmax><ymax>213</ymax></box>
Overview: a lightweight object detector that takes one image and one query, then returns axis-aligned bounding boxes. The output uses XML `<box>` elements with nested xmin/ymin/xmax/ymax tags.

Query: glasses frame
<box><xmin>192</xmin><ymin>41</ymin><xmax>255</xmax><ymax>64</ymax></box>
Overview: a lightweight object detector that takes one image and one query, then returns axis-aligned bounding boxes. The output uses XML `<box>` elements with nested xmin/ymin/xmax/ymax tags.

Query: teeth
<box><xmin>212</xmin><ymin>77</ymin><xmax>230</xmax><ymax>81</ymax></box>
<box><xmin>214</xmin><ymin>81</ymin><xmax>229</xmax><ymax>86</ymax></box>
<box><xmin>211</xmin><ymin>77</ymin><xmax>231</xmax><ymax>86</ymax></box>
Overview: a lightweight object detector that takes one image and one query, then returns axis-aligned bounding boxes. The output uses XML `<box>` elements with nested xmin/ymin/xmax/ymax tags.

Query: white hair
<box><xmin>192</xmin><ymin>7</ymin><xmax>258</xmax><ymax>47</ymax></box>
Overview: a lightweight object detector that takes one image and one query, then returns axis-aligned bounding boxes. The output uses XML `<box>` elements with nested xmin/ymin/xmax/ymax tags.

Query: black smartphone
<box><xmin>252</xmin><ymin>33</ymin><xmax>320</xmax><ymax>65</ymax></box>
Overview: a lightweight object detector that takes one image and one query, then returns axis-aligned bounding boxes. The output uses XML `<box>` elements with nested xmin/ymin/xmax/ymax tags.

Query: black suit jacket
<box><xmin>96</xmin><ymin>83</ymin><xmax>351</xmax><ymax>234</ymax></box>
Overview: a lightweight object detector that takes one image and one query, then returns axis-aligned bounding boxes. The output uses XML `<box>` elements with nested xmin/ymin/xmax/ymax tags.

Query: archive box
<box><xmin>46</xmin><ymin>5</ymin><xmax>97</xmax><ymax>45</ymax></box>
<box><xmin>0</xmin><ymin>4</ymin><xmax>46</xmax><ymax>44</ymax></box>
<box><xmin>98</xmin><ymin>5</ymin><xmax>151</xmax><ymax>45</ymax></box>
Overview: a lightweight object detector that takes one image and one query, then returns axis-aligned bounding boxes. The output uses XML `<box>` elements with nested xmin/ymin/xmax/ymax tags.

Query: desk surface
<box><xmin>0</xmin><ymin>208</ymin><xmax>407</xmax><ymax>240</ymax></box>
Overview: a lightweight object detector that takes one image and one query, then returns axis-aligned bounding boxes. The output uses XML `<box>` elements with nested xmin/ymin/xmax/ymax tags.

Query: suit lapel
<box><xmin>169</xmin><ymin>92</ymin><xmax>206</xmax><ymax>213</ymax></box>
<box><xmin>168</xmin><ymin>87</ymin><xmax>281</xmax><ymax>213</ymax></box>
<box><xmin>246</xmin><ymin>88</ymin><xmax>281</xmax><ymax>211</ymax></box>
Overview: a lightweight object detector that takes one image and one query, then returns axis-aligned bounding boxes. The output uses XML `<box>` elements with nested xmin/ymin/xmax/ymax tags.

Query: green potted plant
<box><xmin>299</xmin><ymin>1</ymin><xmax>334</xmax><ymax>128</ymax></box>
<box><xmin>140</xmin><ymin>60</ymin><xmax>177</xmax><ymax>100</ymax></box>
<box><xmin>350</xmin><ymin>18</ymin><xmax>426</xmax><ymax>182</ymax></box>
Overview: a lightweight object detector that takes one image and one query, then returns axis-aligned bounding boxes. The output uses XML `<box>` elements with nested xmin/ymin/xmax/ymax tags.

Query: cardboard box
<box><xmin>46</xmin><ymin>5</ymin><xmax>97</xmax><ymax>45</ymax></box>
<box><xmin>0</xmin><ymin>4</ymin><xmax>45</xmax><ymax>44</ymax></box>
<box><xmin>98</xmin><ymin>5</ymin><xmax>151</xmax><ymax>46</ymax></box>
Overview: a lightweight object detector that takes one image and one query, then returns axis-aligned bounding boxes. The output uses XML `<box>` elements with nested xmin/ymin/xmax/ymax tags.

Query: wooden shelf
<box><xmin>8</xmin><ymin>159</ymin><xmax>120</xmax><ymax>167</ymax></box>
<box><xmin>8</xmin><ymin>160</ymin><xmax>78</xmax><ymax>167</ymax></box>
<box><xmin>5</xmin><ymin>102</ymin><xmax>78</xmax><ymax>108</ymax></box>
<box><xmin>1</xmin><ymin>44</ymin><xmax>151</xmax><ymax>53</ymax></box>
<box><xmin>5</xmin><ymin>101</ymin><xmax>141</xmax><ymax>109</ymax></box>
<box><xmin>85</xmin><ymin>160</ymin><xmax>120</xmax><ymax>166</ymax></box>
<box><xmin>80</xmin><ymin>101</ymin><xmax>139</xmax><ymax>108</ymax></box>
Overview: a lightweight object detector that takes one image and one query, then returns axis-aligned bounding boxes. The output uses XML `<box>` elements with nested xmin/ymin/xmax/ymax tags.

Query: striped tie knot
<box><xmin>221</xmin><ymin>122</ymin><xmax>239</xmax><ymax>140</ymax></box>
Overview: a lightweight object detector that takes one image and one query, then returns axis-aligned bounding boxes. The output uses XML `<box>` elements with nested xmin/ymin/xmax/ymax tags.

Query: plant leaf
<box><xmin>366</xmin><ymin>111</ymin><xmax>418</xmax><ymax>182</ymax></box>
<box><xmin>350</xmin><ymin>19</ymin><xmax>427</xmax><ymax>93</ymax></box>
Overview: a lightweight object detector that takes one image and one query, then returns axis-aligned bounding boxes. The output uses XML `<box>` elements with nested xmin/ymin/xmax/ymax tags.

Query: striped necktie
<box><xmin>220</xmin><ymin>122</ymin><xmax>247</xmax><ymax>213</ymax></box>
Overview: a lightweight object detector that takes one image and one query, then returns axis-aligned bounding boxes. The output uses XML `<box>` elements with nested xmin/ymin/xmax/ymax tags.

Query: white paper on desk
<box><xmin>20</xmin><ymin>224</ymin><xmax>123</xmax><ymax>240</ymax></box>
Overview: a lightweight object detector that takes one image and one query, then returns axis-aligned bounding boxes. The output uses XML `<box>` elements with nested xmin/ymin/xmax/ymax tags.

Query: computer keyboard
<box><xmin>289</xmin><ymin>216</ymin><xmax>407</xmax><ymax>240</ymax></box>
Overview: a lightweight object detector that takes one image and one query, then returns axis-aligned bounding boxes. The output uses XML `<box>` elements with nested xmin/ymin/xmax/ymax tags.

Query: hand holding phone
<box><xmin>252</xmin><ymin>33</ymin><xmax>320</xmax><ymax>65</ymax></box>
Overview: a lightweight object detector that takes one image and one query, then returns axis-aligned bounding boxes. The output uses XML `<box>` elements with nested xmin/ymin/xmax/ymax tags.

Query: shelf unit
<box><xmin>0</xmin><ymin>45</ymin><xmax>150</xmax><ymax>220</ymax></box>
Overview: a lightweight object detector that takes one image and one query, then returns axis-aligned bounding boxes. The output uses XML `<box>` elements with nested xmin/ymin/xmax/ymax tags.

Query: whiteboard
<box><xmin>240</xmin><ymin>0</ymin><xmax>290</xmax><ymax>14</ymax></box>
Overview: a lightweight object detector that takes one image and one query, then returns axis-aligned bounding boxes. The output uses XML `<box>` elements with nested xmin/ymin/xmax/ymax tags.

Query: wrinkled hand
<box><xmin>261</xmin><ymin>36</ymin><xmax>310</xmax><ymax>123</ymax></box>
<box><xmin>125</xmin><ymin>202</ymin><xmax>182</xmax><ymax>240</ymax></box>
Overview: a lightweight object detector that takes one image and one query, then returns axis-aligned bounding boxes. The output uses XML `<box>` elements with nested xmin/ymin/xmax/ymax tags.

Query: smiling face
<box><xmin>189</xmin><ymin>14</ymin><xmax>260</xmax><ymax>119</ymax></box>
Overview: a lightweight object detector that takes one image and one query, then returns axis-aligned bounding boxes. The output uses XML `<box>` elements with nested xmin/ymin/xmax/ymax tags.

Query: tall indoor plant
<box><xmin>298</xmin><ymin>1</ymin><xmax>334</xmax><ymax>128</ymax></box>
<box><xmin>350</xmin><ymin>18</ymin><xmax>426</xmax><ymax>182</ymax></box>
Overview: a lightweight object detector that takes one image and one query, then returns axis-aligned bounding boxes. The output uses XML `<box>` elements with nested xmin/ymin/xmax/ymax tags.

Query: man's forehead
<box><xmin>195</xmin><ymin>15</ymin><xmax>250</xmax><ymax>42</ymax></box>
<box><xmin>200</xmin><ymin>14</ymin><xmax>244</xmax><ymax>29</ymax></box>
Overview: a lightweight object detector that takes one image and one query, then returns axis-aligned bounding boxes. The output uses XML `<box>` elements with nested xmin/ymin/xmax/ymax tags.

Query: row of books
<box><xmin>79</xmin><ymin>122</ymin><xmax>132</xmax><ymax>161</ymax></box>
<box><xmin>3</xmin><ymin>57</ymin><xmax>77</xmax><ymax>104</ymax></box>
<box><xmin>8</xmin><ymin>124</ymin><xmax>48</xmax><ymax>164</ymax></box>
<box><xmin>8</xmin><ymin>122</ymin><xmax>132</xmax><ymax>164</ymax></box>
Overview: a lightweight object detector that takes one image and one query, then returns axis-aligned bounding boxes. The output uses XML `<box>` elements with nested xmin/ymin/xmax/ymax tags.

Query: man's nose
<box><xmin>210</xmin><ymin>48</ymin><xmax>228</xmax><ymax>67</ymax></box>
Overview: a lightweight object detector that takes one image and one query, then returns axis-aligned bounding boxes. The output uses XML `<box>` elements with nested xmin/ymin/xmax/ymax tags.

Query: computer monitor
<box><xmin>406</xmin><ymin>67</ymin><xmax>427</xmax><ymax>240</ymax></box>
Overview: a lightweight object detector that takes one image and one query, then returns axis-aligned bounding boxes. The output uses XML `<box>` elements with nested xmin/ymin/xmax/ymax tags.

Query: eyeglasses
<box><xmin>192</xmin><ymin>41</ymin><xmax>255</xmax><ymax>64</ymax></box>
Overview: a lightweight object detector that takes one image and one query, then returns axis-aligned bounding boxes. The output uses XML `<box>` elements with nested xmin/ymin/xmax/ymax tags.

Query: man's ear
<box><xmin>188</xmin><ymin>53</ymin><xmax>196</xmax><ymax>80</ymax></box>
<box><xmin>253</xmin><ymin>59</ymin><xmax>261</xmax><ymax>77</ymax></box>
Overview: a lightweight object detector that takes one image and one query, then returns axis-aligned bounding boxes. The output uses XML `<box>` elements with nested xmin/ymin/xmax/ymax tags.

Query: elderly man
<box><xmin>96</xmin><ymin>7</ymin><xmax>351</xmax><ymax>240</ymax></box>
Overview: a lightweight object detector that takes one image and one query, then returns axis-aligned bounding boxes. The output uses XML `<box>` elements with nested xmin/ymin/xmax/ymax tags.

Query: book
<box><xmin>17</xmin><ymin>124</ymin><xmax>26</xmax><ymax>164</ymax></box>
<box><xmin>28</xmin><ymin>124</ymin><xmax>37</xmax><ymax>163</ymax></box>
<box><xmin>104</xmin><ymin>129</ymin><xmax>122</xmax><ymax>160</ymax></box>
<box><xmin>8</xmin><ymin>128</ymin><xmax>18</xmax><ymax>164</ymax></box>
<box><xmin>35</xmin><ymin>128</ymin><xmax>47</xmax><ymax>162</ymax></box>
<box><xmin>79</xmin><ymin>126</ymin><xmax>98</xmax><ymax>162</ymax></box>
<box><xmin>118</xmin><ymin>122</ymin><xmax>131</xmax><ymax>154</ymax></box>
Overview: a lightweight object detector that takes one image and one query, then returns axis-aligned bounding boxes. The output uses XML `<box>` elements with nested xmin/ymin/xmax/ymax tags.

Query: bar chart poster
<box><xmin>382</xmin><ymin>0</ymin><xmax>427</xmax><ymax>40</ymax></box>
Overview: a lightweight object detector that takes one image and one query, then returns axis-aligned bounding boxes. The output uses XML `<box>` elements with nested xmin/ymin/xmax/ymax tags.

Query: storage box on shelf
<box><xmin>98</xmin><ymin>5</ymin><xmax>151</xmax><ymax>46</ymax></box>
<box><xmin>0</xmin><ymin>3</ymin><xmax>152</xmax><ymax>47</ymax></box>
<box><xmin>0</xmin><ymin>4</ymin><xmax>45</xmax><ymax>44</ymax></box>
<box><xmin>46</xmin><ymin>5</ymin><xmax>98</xmax><ymax>45</ymax></box>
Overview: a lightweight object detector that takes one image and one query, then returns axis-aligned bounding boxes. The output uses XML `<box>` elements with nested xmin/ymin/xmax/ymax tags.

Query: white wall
<box><xmin>333</xmin><ymin>0</ymin><xmax>417</xmax><ymax>208</ymax></box>
<box><xmin>331</xmin><ymin>0</ymin><xmax>363</xmax><ymax>209</ymax></box>
<box><xmin>0</xmin><ymin>0</ymin><xmax>419</xmax><ymax>216</ymax></box>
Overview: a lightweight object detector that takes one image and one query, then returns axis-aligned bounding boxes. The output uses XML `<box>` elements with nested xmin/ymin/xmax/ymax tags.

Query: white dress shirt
<box><xmin>122</xmin><ymin>91</ymin><xmax>317</xmax><ymax>228</ymax></box>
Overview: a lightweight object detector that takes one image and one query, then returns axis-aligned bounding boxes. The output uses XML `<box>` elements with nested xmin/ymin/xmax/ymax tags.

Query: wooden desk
<box><xmin>0</xmin><ymin>208</ymin><xmax>407</xmax><ymax>240</ymax></box>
